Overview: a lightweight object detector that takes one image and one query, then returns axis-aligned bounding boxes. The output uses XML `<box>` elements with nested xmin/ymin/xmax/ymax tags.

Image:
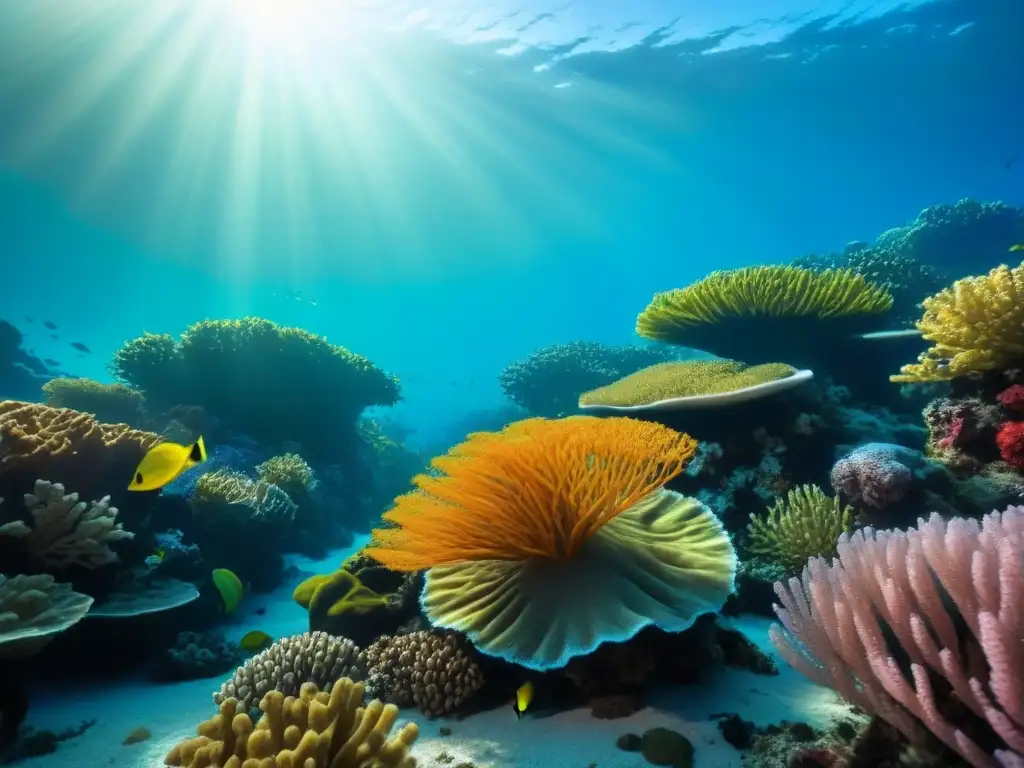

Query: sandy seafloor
<box><xmin>20</xmin><ymin>535</ymin><xmax>854</xmax><ymax>768</ymax></box>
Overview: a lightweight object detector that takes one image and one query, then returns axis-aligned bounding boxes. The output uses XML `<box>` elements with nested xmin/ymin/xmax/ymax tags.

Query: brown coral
<box><xmin>364</xmin><ymin>631</ymin><xmax>484</xmax><ymax>718</ymax></box>
<box><xmin>0</xmin><ymin>401</ymin><xmax>159</xmax><ymax>502</ymax></box>
<box><xmin>166</xmin><ymin>678</ymin><xmax>419</xmax><ymax>767</ymax></box>
<box><xmin>215</xmin><ymin>631</ymin><xmax>364</xmax><ymax>712</ymax></box>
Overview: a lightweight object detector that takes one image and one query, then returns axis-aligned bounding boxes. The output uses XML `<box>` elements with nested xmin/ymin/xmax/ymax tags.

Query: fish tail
<box><xmin>189</xmin><ymin>436</ymin><xmax>207</xmax><ymax>464</ymax></box>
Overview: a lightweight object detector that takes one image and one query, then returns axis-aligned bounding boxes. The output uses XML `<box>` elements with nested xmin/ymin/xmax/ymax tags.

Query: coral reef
<box><xmin>745</xmin><ymin>485</ymin><xmax>853</xmax><ymax>573</ymax></box>
<box><xmin>366</xmin><ymin>416</ymin><xmax>736</xmax><ymax>670</ymax></box>
<box><xmin>498</xmin><ymin>340</ymin><xmax>679</xmax><ymax>417</ymax></box>
<box><xmin>40</xmin><ymin>377</ymin><xmax>146</xmax><ymax>427</ymax></box>
<box><xmin>892</xmin><ymin>261</ymin><xmax>1024</xmax><ymax>383</ymax></box>
<box><xmin>578</xmin><ymin>359</ymin><xmax>812</xmax><ymax>411</ymax></box>
<box><xmin>111</xmin><ymin>318</ymin><xmax>400</xmax><ymax>461</ymax></box>
<box><xmin>166</xmin><ymin>678</ymin><xmax>419</xmax><ymax>767</ymax></box>
<box><xmin>0</xmin><ymin>573</ymin><xmax>93</xmax><ymax>658</ymax></box>
<box><xmin>154</xmin><ymin>631</ymin><xmax>245</xmax><ymax>682</ymax></box>
<box><xmin>191</xmin><ymin>469</ymin><xmax>297</xmax><ymax>531</ymax></box>
<box><xmin>771</xmin><ymin>507</ymin><xmax>1023</xmax><ymax>767</ymax></box>
<box><xmin>363</xmin><ymin>631</ymin><xmax>484</xmax><ymax>718</ymax></box>
<box><xmin>214</xmin><ymin>631</ymin><xmax>364</xmax><ymax>712</ymax></box>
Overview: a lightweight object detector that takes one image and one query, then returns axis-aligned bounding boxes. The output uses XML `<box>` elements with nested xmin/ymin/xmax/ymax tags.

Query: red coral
<box><xmin>995</xmin><ymin>421</ymin><xmax>1024</xmax><ymax>470</ymax></box>
<box><xmin>997</xmin><ymin>384</ymin><xmax>1024</xmax><ymax>413</ymax></box>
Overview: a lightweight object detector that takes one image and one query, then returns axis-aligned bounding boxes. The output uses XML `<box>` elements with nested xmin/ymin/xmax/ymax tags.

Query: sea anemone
<box><xmin>364</xmin><ymin>416</ymin><xmax>737</xmax><ymax>670</ymax></box>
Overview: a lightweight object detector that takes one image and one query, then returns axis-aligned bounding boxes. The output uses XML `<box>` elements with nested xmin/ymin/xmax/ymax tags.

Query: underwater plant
<box><xmin>891</xmin><ymin>261</ymin><xmax>1024</xmax><ymax>383</ymax></box>
<box><xmin>365</xmin><ymin>416</ymin><xmax>737</xmax><ymax>671</ymax></box>
<box><xmin>746</xmin><ymin>484</ymin><xmax>854</xmax><ymax>572</ymax></box>
<box><xmin>770</xmin><ymin>507</ymin><xmax>1023</xmax><ymax>768</ymax></box>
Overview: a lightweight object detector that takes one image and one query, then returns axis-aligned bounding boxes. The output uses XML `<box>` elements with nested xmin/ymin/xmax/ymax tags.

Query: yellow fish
<box><xmin>128</xmin><ymin>436</ymin><xmax>207</xmax><ymax>492</ymax></box>
<box><xmin>1010</xmin><ymin>244</ymin><xmax>1024</xmax><ymax>252</ymax></box>
<box><xmin>212</xmin><ymin>568</ymin><xmax>244</xmax><ymax>613</ymax></box>
<box><xmin>513</xmin><ymin>681</ymin><xmax>534</xmax><ymax>719</ymax></box>
<box><xmin>239</xmin><ymin>630</ymin><xmax>272</xmax><ymax>651</ymax></box>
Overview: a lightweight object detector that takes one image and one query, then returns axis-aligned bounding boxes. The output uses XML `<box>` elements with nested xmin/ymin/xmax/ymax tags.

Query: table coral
<box><xmin>168</xmin><ymin>678</ymin><xmax>418</xmax><ymax>767</ymax></box>
<box><xmin>0</xmin><ymin>573</ymin><xmax>93</xmax><ymax>659</ymax></box>
<box><xmin>365</xmin><ymin>416</ymin><xmax>737</xmax><ymax>671</ymax></box>
<box><xmin>0</xmin><ymin>479</ymin><xmax>133</xmax><ymax>570</ymax></box>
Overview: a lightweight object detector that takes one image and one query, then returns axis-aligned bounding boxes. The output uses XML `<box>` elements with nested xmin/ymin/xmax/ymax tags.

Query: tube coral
<box><xmin>365</xmin><ymin>416</ymin><xmax>737</xmax><ymax>670</ymax></box>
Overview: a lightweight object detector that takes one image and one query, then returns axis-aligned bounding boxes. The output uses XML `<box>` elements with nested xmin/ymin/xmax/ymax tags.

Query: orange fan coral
<box><xmin>365</xmin><ymin>417</ymin><xmax>737</xmax><ymax>671</ymax></box>
<box><xmin>366</xmin><ymin>416</ymin><xmax>698</xmax><ymax>569</ymax></box>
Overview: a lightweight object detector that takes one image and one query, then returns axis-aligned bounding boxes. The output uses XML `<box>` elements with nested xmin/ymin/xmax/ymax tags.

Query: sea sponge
<box><xmin>214</xmin><ymin>631</ymin><xmax>364</xmax><ymax>712</ymax></box>
<box><xmin>364</xmin><ymin>631</ymin><xmax>484</xmax><ymax>718</ymax></box>
<box><xmin>0</xmin><ymin>400</ymin><xmax>159</xmax><ymax>501</ymax></box>
<box><xmin>0</xmin><ymin>573</ymin><xmax>94</xmax><ymax>658</ymax></box>
<box><xmin>256</xmin><ymin>453</ymin><xmax>314</xmax><ymax>497</ymax></box>
<box><xmin>167</xmin><ymin>678</ymin><xmax>418</xmax><ymax>768</ymax></box>
<box><xmin>0</xmin><ymin>478</ymin><xmax>134</xmax><ymax>569</ymax></box>
<box><xmin>112</xmin><ymin>318</ymin><xmax>399</xmax><ymax>461</ymax></box>
<box><xmin>191</xmin><ymin>468</ymin><xmax>297</xmax><ymax>529</ymax></box>
<box><xmin>891</xmin><ymin>261</ymin><xmax>1024</xmax><ymax>382</ymax></box>
<box><xmin>746</xmin><ymin>485</ymin><xmax>854</xmax><ymax>572</ymax></box>
<box><xmin>40</xmin><ymin>377</ymin><xmax>145</xmax><ymax>426</ymax></box>
<box><xmin>578</xmin><ymin>360</ymin><xmax>812</xmax><ymax>411</ymax></box>
<box><xmin>365</xmin><ymin>416</ymin><xmax>737</xmax><ymax>670</ymax></box>
<box><xmin>829</xmin><ymin>443</ymin><xmax>925</xmax><ymax>509</ymax></box>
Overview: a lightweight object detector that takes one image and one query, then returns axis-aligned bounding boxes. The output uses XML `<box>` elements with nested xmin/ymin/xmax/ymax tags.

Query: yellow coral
<box><xmin>164</xmin><ymin>678</ymin><xmax>418</xmax><ymax>767</ymax></box>
<box><xmin>746</xmin><ymin>484</ymin><xmax>853</xmax><ymax>572</ymax></box>
<box><xmin>578</xmin><ymin>360</ymin><xmax>801</xmax><ymax>407</ymax></box>
<box><xmin>636</xmin><ymin>266</ymin><xmax>893</xmax><ymax>344</ymax></box>
<box><xmin>257</xmin><ymin>453</ymin><xmax>314</xmax><ymax>497</ymax></box>
<box><xmin>890</xmin><ymin>261</ymin><xmax>1024</xmax><ymax>382</ymax></box>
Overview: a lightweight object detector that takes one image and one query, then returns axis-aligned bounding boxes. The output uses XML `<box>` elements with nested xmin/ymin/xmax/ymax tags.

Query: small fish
<box><xmin>70</xmin><ymin>342</ymin><xmax>92</xmax><ymax>354</ymax></box>
<box><xmin>255</xmin><ymin>607</ymin><xmax>266</xmax><ymax>616</ymax></box>
<box><xmin>24</xmin><ymin>316</ymin><xmax>33</xmax><ymax>323</ymax></box>
<box><xmin>43</xmin><ymin>358</ymin><xmax>61</xmax><ymax>367</ymax></box>
<box><xmin>1010</xmin><ymin>244</ymin><xmax>1024</xmax><ymax>252</ymax></box>
<box><xmin>128</xmin><ymin>436</ymin><xmax>207</xmax><ymax>492</ymax></box>
<box><xmin>212</xmin><ymin>568</ymin><xmax>244</xmax><ymax>613</ymax></box>
<box><xmin>513</xmin><ymin>681</ymin><xmax>534</xmax><ymax>719</ymax></box>
<box><xmin>144</xmin><ymin>547</ymin><xmax>166</xmax><ymax>568</ymax></box>
<box><xmin>43</xmin><ymin>321</ymin><xmax>57</xmax><ymax>330</ymax></box>
<box><xmin>48</xmin><ymin>333</ymin><xmax>59</xmax><ymax>340</ymax></box>
<box><xmin>239</xmin><ymin>630</ymin><xmax>272</xmax><ymax>651</ymax></box>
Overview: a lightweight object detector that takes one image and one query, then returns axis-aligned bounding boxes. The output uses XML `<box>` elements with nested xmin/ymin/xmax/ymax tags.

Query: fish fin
<box><xmin>513</xmin><ymin>704</ymin><xmax>522</xmax><ymax>719</ymax></box>
<box><xmin>189</xmin><ymin>436</ymin><xmax>207</xmax><ymax>465</ymax></box>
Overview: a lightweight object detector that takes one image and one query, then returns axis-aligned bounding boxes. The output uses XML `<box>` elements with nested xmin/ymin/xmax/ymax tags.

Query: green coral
<box><xmin>746</xmin><ymin>484</ymin><xmax>854</xmax><ymax>572</ymax></box>
<box><xmin>110</xmin><ymin>318</ymin><xmax>399</xmax><ymax>460</ymax></box>
<box><xmin>40</xmin><ymin>378</ymin><xmax>145</xmax><ymax>426</ymax></box>
<box><xmin>578</xmin><ymin>360</ymin><xmax>800</xmax><ymax>407</ymax></box>
<box><xmin>255</xmin><ymin>453</ymin><xmax>313</xmax><ymax>497</ymax></box>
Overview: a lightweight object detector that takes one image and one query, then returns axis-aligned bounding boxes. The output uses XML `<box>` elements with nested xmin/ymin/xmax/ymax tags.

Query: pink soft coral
<box><xmin>770</xmin><ymin>508</ymin><xmax>1024</xmax><ymax>768</ymax></box>
<box><xmin>997</xmin><ymin>384</ymin><xmax>1024</xmax><ymax>414</ymax></box>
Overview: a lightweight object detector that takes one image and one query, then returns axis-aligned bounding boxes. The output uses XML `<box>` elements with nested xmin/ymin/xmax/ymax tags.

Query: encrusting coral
<box><xmin>891</xmin><ymin>261</ymin><xmax>1024</xmax><ymax>383</ymax></box>
<box><xmin>295</xmin><ymin>569</ymin><xmax>393</xmax><ymax>648</ymax></box>
<box><xmin>363</xmin><ymin>631</ymin><xmax>484</xmax><ymax>718</ymax></box>
<box><xmin>0</xmin><ymin>479</ymin><xmax>133</xmax><ymax>569</ymax></box>
<box><xmin>578</xmin><ymin>359</ymin><xmax>812</xmax><ymax>411</ymax></box>
<box><xmin>166</xmin><ymin>678</ymin><xmax>419</xmax><ymax>767</ymax></box>
<box><xmin>770</xmin><ymin>507</ymin><xmax>1024</xmax><ymax>768</ymax></box>
<box><xmin>215</xmin><ymin>631</ymin><xmax>364</xmax><ymax>712</ymax></box>
<box><xmin>365</xmin><ymin>416</ymin><xmax>737</xmax><ymax>670</ymax></box>
<box><xmin>0</xmin><ymin>573</ymin><xmax>94</xmax><ymax>659</ymax></box>
<box><xmin>746</xmin><ymin>484</ymin><xmax>854</xmax><ymax>572</ymax></box>
<box><xmin>635</xmin><ymin>266</ymin><xmax>893</xmax><ymax>362</ymax></box>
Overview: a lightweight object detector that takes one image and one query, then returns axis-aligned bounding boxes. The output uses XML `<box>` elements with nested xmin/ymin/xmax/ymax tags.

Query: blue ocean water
<box><xmin>1</xmin><ymin>1</ymin><xmax>1024</xmax><ymax>767</ymax></box>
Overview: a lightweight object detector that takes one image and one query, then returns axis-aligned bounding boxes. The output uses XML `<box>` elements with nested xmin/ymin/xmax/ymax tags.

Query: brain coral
<box><xmin>830</xmin><ymin>443</ymin><xmax>926</xmax><ymax>509</ymax></box>
<box><xmin>578</xmin><ymin>359</ymin><xmax>811</xmax><ymax>411</ymax></box>
<box><xmin>365</xmin><ymin>416</ymin><xmax>737</xmax><ymax>670</ymax></box>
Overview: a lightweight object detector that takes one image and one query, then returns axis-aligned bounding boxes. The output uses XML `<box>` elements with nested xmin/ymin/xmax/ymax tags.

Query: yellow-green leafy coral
<box><xmin>41</xmin><ymin>377</ymin><xmax>145</xmax><ymax>426</ymax></box>
<box><xmin>579</xmin><ymin>360</ymin><xmax>800</xmax><ymax>407</ymax></box>
<box><xmin>746</xmin><ymin>484</ymin><xmax>853</xmax><ymax>572</ymax></box>
<box><xmin>890</xmin><ymin>261</ymin><xmax>1024</xmax><ymax>383</ymax></box>
<box><xmin>256</xmin><ymin>453</ymin><xmax>313</xmax><ymax>497</ymax></box>
<box><xmin>191</xmin><ymin>469</ymin><xmax>297</xmax><ymax>528</ymax></box>
<box><xmin>637</xmin><ymin>266</ymin><xmax>893</xmax><ymax>343</ymax></box>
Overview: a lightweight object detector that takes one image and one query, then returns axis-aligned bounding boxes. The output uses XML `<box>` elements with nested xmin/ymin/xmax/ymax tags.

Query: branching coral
<box><xmin>0</xmin><ymin>479</ymin><xmax>133</xmax><ymax>569</ymax></box>
<box><xmin>498</xmin><ymin>341</ymin><xmax>679</xmax><ymax>417</ymax></box>
<box><xmin>365</xmin><ymin>416</ymin><xmax>736</xmax><ymax>670</ymax></box>
<box><xmin>578</xmin><ymin>359</ymin><xmax>811</xmax><ymax>410</ymax></box>
<box><xmin>364</xmin><ymin>631</ymin><xmax>484</xmax><ymax>718</ymax></box>
<box><xmin>191</xmin><ymin>469</ymin><xmax>297</xmax><ymax>530</ymax></box>
<box><xmin>40</xmin><ymin>377</ymin><xmax>145</xmax><ymax>426</ymax></box>
<box><xmin>214</xmin><ymin>631</ymin><xmax>364</xmax><ymax>712</ymax></box>
<box><xmin>746</xmin><ymin>485</ymin><xmax>853</xmax><ymax>572</ymax></box>
<box><xmin>111</xmin><ymin>318</ymin><xmax>399</xmax><ymax>460</ymax></box>
<box><xmin>0</xmin><ymin>573</ymin><xmax>94</xmax><ymax>659</ymax></box>
<box><xmin>256</xmin><ymin>453</ymin><xmax>314</xmax><ymax>497</ymax></box>
<box><xmin>168</xmin><ymin>678</ymin><xmax>418</xmax><ymax>767</ymax></box>
<box><xmin>770</xmin><ymin>508</ymin><xmax>1024</xmax><ymax>768</ymax></box>
<box><xmin>891</xmin><ymin>262</ymin><xmax>1024</xmax><ymax>383</ymax></box>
